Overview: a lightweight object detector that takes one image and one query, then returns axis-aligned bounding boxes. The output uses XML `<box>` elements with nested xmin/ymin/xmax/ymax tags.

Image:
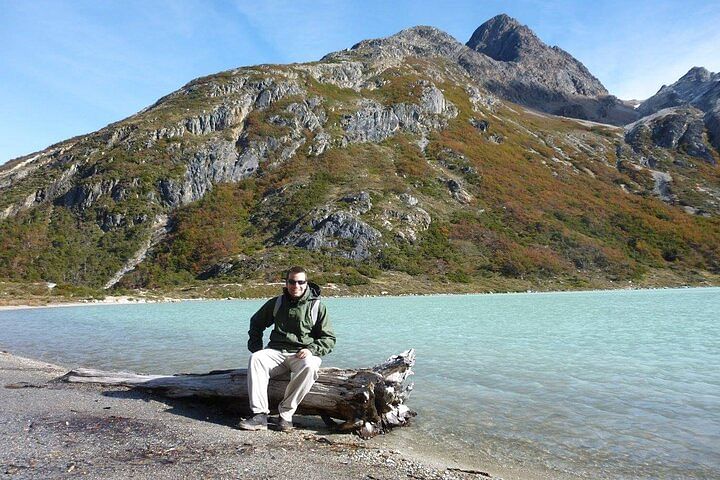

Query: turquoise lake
<box><xmin>1</xmin><ymin>287</ymin><xmax>718</xmax><ymax>479</ymax></box>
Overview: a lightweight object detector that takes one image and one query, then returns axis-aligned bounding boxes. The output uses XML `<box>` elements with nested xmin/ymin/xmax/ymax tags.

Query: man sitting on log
<box><xmin>239</xmin><ymin>266</ymin><xmax>336</xmax><ymax>432</ymax></box>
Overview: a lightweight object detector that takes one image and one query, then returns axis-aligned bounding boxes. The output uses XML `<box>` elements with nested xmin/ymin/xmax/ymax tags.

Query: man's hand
<box><xmin>295</xmin><ymin>348</ymin><xmax>312</xmax><ymax>359</ymax></box>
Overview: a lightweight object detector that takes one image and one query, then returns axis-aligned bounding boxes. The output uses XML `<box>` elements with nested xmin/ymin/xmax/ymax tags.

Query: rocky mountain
<box><xmin>638</xmin><ymin>67</ymin><xmax>720</xmax><ymax>116</ymax></box>
<box><xmin>463</xmin><ymin>15</ymin><xmax>638</xmax><ymax>125</ymax></box>
<box><xmin>1</xmin><ymin>15</ymin><xmax>719</xmax><ymax>294</ymax></box>
<box><xmin>467</xmin><ymin>14</ymin><xmax>606</xmax><ymax>95</ymax></box>
<box><xmin>637</xmin><ymin>67</ymin><xmax>720</xmax><ymax>154</ymax></box>
<box><xmin>325</xmin><ymin>15</ymin><xmax>638</xmax><ymax>125</ymax></box>
<box><xmin>625</xmin><ymin>106</ymin><xmax>715</xmax><ymax>163</ymax></box>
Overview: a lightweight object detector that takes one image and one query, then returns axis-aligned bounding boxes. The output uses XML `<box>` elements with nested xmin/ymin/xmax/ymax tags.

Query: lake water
<box><xmin>1</xmin><ymin>288</ymin><xmax>718</xmax><ymax>479</ymax></box>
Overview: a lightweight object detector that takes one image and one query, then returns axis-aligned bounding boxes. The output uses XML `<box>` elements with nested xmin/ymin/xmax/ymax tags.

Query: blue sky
<box><xmin>1</xmin><ymin>0</ymin><xmax>719</xmax><ymax>165</ymax></box>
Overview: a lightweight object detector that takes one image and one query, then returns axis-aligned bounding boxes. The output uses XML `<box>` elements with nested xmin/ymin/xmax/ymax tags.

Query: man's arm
<box><xmin>247</xmin><ymin>298</ymin><xmax>276</xmax><ymax>353</ymax></box>
<box><xmin>307</xmin><ymin>303</ymin><xmax>336</xmax><ymax>356</ymax></box>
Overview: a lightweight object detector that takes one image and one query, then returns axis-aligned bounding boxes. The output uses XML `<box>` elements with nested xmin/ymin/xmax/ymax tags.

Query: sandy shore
<box><xmin>0</xmin><ymin>296</ymin><xmax>181</xmax><ymax>311</ymax></box>
<box><xmin>0</xmin><ymin>351</ymin><xmax>491</xmax><ymax>480</ymax></box>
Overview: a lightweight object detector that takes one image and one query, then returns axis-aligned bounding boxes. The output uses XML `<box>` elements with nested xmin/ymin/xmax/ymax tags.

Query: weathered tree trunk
<box><xmin>57</xmin><ymin>349</ymin><xmax>415</xmax><ymax>438</ymax></box>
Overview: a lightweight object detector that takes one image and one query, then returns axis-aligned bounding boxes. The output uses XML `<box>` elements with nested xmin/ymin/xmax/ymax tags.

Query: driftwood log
<box><xmin>57</xmin><ymin>349</ymin><xmax>415</xmax><ymax>438</ymax></box>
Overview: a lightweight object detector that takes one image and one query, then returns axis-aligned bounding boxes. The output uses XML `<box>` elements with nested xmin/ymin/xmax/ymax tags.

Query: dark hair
<box><xmin>285</xmin><ymin>266</ymin><xmax>306</xmax><ymax>280</ymax></box>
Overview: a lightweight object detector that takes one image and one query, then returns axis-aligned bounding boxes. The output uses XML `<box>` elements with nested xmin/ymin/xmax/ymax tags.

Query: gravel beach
<box><xmin>0</xmin><ymin>351</ymin><xmax>490</xmax><ymax>480</ymax></box>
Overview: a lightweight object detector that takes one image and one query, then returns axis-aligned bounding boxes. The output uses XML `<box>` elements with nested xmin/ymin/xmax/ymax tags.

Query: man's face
<box><xmin>286</xmin><ymin>272</ymin><xmax>308</xmax><ymax>299</ymax></box>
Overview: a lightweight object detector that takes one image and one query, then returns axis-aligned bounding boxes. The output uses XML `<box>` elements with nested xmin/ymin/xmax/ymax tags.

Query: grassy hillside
<box><xmin>1</xmin><ymin>59</ymin><xmax>719</xmax><ymax>300</ymax></box>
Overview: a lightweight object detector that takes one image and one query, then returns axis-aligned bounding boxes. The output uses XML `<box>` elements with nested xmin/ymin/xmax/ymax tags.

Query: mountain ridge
<box><xmin>1</xmin><ymin>14</ymin><xmax>719</xmax><ymax>296</ymax></box>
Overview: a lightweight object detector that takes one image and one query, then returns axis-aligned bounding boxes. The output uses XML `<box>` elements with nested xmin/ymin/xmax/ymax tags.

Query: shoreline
<box><xmin>1</xmin><ymin>283</ymin><xmax>716</xmax><ymax>312</ymax></box>
<box><xmin>0</xmin><ymin>350</ymin><xmax>499</xmax><ymax>480</ymax></box>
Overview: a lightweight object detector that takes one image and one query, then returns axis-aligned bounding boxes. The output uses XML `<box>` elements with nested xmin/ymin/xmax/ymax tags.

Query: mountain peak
<box><xmin>637</xmin><ymin>66</ymin><xmax>720</xmax><ymax>150</ymax></box>
<box><xmin>462</xmin><ymin>13</ymin><xmax>610</xmax><ymax>104</ymax></box>
<box><xmin>323</xmin><ymin>25</ymin><xmax>464</xmax><ymax>63</ymax></box>
<box><xmin>481</xmin><ymin>13</ymin><xmax>523</xmax><ymax>30</ymax></box>
<box><xmin>387</xmin><ymin>25</ymin><xmax>462</xmax><ymax>51</ymax></box>
<box><xmin>679</xmin><ymin>66</ymin><xmax>713</xmax><ymax>82</ymax></box>
<box><xmin>465</xmin><ymin>14</ymin><xmax>543</xmax><ymax>61</ymax></box>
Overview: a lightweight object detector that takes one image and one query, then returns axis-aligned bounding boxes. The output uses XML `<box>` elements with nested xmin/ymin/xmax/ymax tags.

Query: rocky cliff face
<box><xmin>1</xmin><ymin>15</ymin><xmax>719</xmax><ymax>290</ymax></box>
<box><xmin>639</xmin><ymin>67</ymin><xmax>720</xmax><ymax>154</ymax></box>
<box><xmin>625</xmin><ymin>107</ymin><xmax>715</xmax><ymax>164</ymax></box>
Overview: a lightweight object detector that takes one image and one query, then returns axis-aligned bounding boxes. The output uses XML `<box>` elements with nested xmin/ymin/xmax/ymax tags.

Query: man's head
<box><xmin>285</xmin><ymin>266</ymin><xmax>308</xmax><ymax>299</ymax></box>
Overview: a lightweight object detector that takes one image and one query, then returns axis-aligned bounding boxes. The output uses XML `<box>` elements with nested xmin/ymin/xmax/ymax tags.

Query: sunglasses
<box><xmin>286</xmin><ymin>279</ymin><xmax>307</xmax><ymax>285</ymax></box>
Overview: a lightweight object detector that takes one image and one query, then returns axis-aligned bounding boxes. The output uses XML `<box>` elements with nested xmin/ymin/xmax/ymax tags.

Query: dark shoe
<box><xmin>275</xmin><ymin>417</ymin><xmax>294</xmax><ymax>432</ymax></box>
<box><xmin>238</xmin><ymin>413</ymin><xmax>267</xmax><ymax>431</ymax></box>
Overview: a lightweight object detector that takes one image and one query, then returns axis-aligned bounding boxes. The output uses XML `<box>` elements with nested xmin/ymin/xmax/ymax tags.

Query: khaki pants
<box><xmin>248</xmin><ymin>349</ymin><xmax>321</xmax><ymax>421</ymax></box>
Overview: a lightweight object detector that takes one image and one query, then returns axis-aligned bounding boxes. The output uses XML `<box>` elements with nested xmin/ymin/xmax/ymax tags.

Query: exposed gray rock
<box><xmin>6</xmin><ymin>14</ymin><xmax>720</xmax><ymax>293</ymax></box>
<box><xmin>309</xmin><ymin>132</ymin><xmax>331</xmax><ymax>156</ymax></box>
<box><xmin>625</xmin><ymin>107</ymin><xmax>715</xmax><ymax>163</ymax></box>
<box><xmin>151</xmin><ymin>101</ymin><xmax>252</xmax><ymax>141</ymax></box>
<box><xmin>184</xmin><ymin>104</ymin><xmax>238</xmax><ymax>135</ymax></box>
<box><xmin>341</xmin><ymin>99</ymin><xmax>400</xmax><ymax>144</ymax></box>
<box><xmin>104</xmin><ymin>125</ymin><xmax>138</xmax><ymax>147</ymax></box>
<box><xmin>466</xmin><ymin>85</ymin><xmax>499</xmax><ymax>112</ymax></box>
<box><xmin>269</xmin><ymin>99</ymin><xmax>327</xmax><ymax>132</ymax></box>
<box><xmin>638</xmin><ymin>67</ymin><xmax>720</xmax><ymax>156</ymax></box>
<box><xmin>258</xmin><ymin>98</ymin><xmax>329</xmax><ymax>158</ymax></box>
<box><xmin>341</xmin><ymin>84</ymin><xmax>457</xmax><ymax>145</ymax></box>
<box><xmin>470</xmin><ymin>118</ymin><xmax>489</xmax><ymax>132</ymax></box>
<box><xmin>1</xmin><ymin>191</ymin><xmax>36</xmax><ymax>221</ymax></box>
<box><xmin>207</xmin><ymin>75</ymin><xmax>249</xmax><ymax>97</ymax></box>
<box><xmin>0</xmin><ymin>160</ymin><xmax>80</xmax><ymax>220</ymax></box>
<box><xmin>98</xmin><ymin>195</ymin><xmax>147</xmax><ymax>232</ymax></box>
<box><xmin>419</xmin><ymin>83</ymin><xmax>451</xmax><ymax>114</ymax></box>
<box><xmin>446</xmin><ymin>179</ymin><xmax>473</xmax><ymax>203</ymax></box>
<box><xmin>435</xmin><ymin>148</ymin><xmax>481</xmax><ymax>180</ymax></box>
<box><xmin>705</xmin><ymin>107</ymin><xmax>720</xmax><ymax>151</ymax></box>
<box><xmin>415</xmin><ymin>135</ymin><xmax>430</xmax><ymax>152</ymax></box>
<box><xmin>281</xmin><ymin>209</ymin><xmax>382</xmax><ymax>260</ymax></box>
<box><xmin>296</xmin><ymin>62</ymin><xmax>368</xmax><ymax>90</ymax></box>
<box><xmin>58</xmin><ymin>178</ymin><xmax>120</xmax><ymax>211</ymax></box>
<box><xmin>149</xmin><ymin>78</ymin><xmax>303</xmax><ymax>144</ymax></box>
<box><xmin>157</xmin><ymin>87</ymin><xmax>324</xmax><ymax>208</ymax></box>
<box><xmin>340</xmin><ymin>191</ymin><xmax>373</xmax><ymax>214</ymax></box>
<box><xmin>399</xmin><ymin>193</ymin><xmax>418</xmax><ymax>206</ymax></box>
<box><xmin>196</xmin><ymin>253</ymin><xmax>275</xmax><ymax>280</ymax></box>
<box><xmin>151</xmin><ymin>125</ymin><xmax>186</xmax><ymax>141</ymax></box>
<box><xmin>651</xmin><ymin>170</ymin><xmax>674</xmax><ymax>203</ymax></box>
<box><xmin>278</xmin><ymin>138</ymin><xmax>306</xmax><ymax>163</ymax></box>
<box><xmin>323</xmin><ymin>26</ymin><xmax>466</xmax><ymax>65</ymax></box>
<box><xmin>0</xmin><ymin>153</ymin><xmax>47</xmax><ymax>187</ymax></box>
<box><xmin>109</xmin><ymin>178</ymin><xmax>141</xmax><ymax>203</ymax></box>
<box><xmin>253</xmin><ymin>79</ymin><xmax>304</xmax><ymax>109</ymax></box>
<box><xmin>159</xmin><ymin>139</ymin><xmax>258</xmax><ymax>208</ymax></box>
<box><xmin>100</xmin><ymin>212</ymin><xmax>126</xmax><ymax>231</ymax></box>
<box><xmin>0</xmin><ymin>16</ymin><xmax>646</xmax><ymax>228</ymax></box>
<box><xmin>378</xmin><ymin>199</ymin><xmax>432</xmax><ymax>244</ymax></box>
<box><xmin>0</xmin><ymin>144</ymin><xmax>76</xmax><ymax>194</ymax></box>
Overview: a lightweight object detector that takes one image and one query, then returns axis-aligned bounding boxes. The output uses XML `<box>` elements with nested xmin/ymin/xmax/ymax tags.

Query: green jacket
<box><xmin>247</xmin><ymin>282</ymin><xmax>336</xmax><ymax>356</ymax></box>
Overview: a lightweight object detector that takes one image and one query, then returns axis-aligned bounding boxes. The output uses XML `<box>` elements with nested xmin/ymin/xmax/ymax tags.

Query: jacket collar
<box><xmin>282</xmin><ymin>281</ymin><xmax>321</xmax><ymax>303</ymax></box>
